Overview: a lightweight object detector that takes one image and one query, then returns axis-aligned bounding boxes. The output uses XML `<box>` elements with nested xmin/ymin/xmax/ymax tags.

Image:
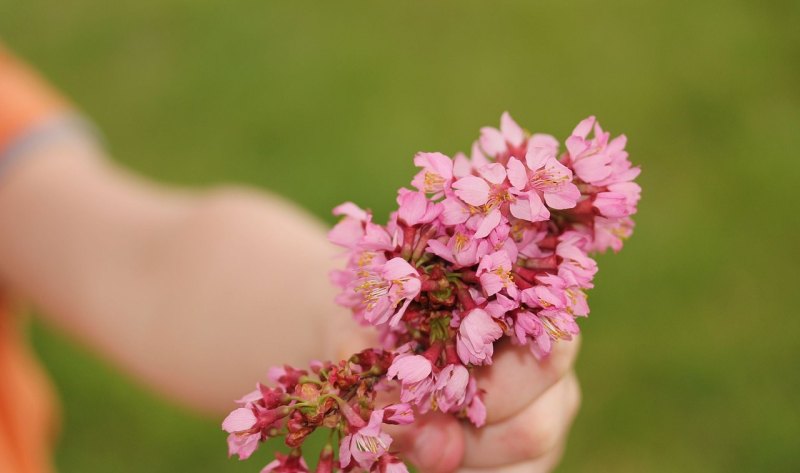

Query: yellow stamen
<box><xmin>541</xmin><ymin>317</ymin><xmax>569</xmax><ymax>340</ymax></box>
<box><xmin>454</xmin><ymin>233</ymin><xmax>469</xmax><ymax>252</ymax></box>
<box><xmin>424</xmin><ymin>172</ymin><xmax>445</xmax><ymax>193</ymax></box>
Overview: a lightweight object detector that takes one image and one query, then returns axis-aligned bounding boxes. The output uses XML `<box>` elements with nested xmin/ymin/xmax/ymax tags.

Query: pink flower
<box><xmin>530</xmin><ymin>274</ymin><xmax>589</xmax><ymax>317</ymax></box>
<box><xmin>376</xmin><ymin>454</ymin><xmax>410</xmax><ymax>473</ymax></box>
<box><xmin>464</xmin><ymin>377</ymin><xmax>487</xmax><ymax>427</ymax></box>
<box><xmin>479</xmin><ymin>111</ymin><xmax>526</xmax><ymax>158</ymax></box>
<box><xmin>506</xmin><ymin>147</ymin><xmax>580</xmax><ymax>222</ymax></box>
<box><xmin>484</xmin><ymin>292</ymin><xmax>519</xmax><ymax>319</ymax></box>
<box><xmin>396</xmin><ymin>188</ymin><xmax>442</xmax><ymax>226</ymax></box>
<box><xmin>328</xmin><ymin>202</ymin><xmax>370</xmax><ymax>249</ymax></box>
<box><xmin>592</xmin><ymin>216</ymin><xmax>634</xmax><ymax>253</ymax></box>
<box><xmin>412</xmin><ymin>151</ymin><xmax>453</xmax><ymax>196</ymax></box>
<box><xmin>514</xmin><ymin>310</ymin><xmax>551</xmax><ymax>358</ymax></box>
<box><xmin>448</xmin><ymin>163</ymin><xmax>517</xmax><ymax>239</ymax></box>
<box><xmin>261</xmin><ymin>452</ymin><xmax>309</xmax><ymax>473</ymax></box>
<box><xmin>355</xmin><ymin>258</ymin><xmax>421</xmax><ymax>326</ymax></box>
<box><xmin>387</xmin><ymin>354</ymin><xmax>436</xmax><ymax>405</ymax></box>
<box><xmin>340</xmin><ymin>410</ymin><xmax>393</xmax><ymax>470</ymax></box>
<box><xmin>435</xmin><ymin>364</ymin><xmax>470</xmax><ymax>412</ymax></box>
<box><xmin>382</xmin><ymin>403</ymin><xmax>415</xmax><ymax>425</ymax></box>
<box><xmin>222</xmin><ymin>403</ymin><xmax>290</xmax><ymax>460</ymax></box>
<box><xmin>556</xmin><ymin>238</ymin><xmax>598</xmax><ymax>290</ymax></box>
<box><xmin>222</xmin><ymin>408</ymin><xmax>260</xmax><ymax>459</ymax></box>
<box><xmin>520</xmin><ymin>280</ymin><xmax>566</xmax><ymax>310</ymax></box>
<box><xmin>587</xmin><ymin>131</ymin><xmax>639</xmax><ymax>187</ymax></box>
<box><xmin>476</xmin><ymin>251</ymin><xmax>518</xmax><ymax>298</ymax></box>
<box><xmin>440</xmin><ymin>195</ymin><xmax>504</xmax><ymax>239</ymax></box>
<box><xmin>538</xmin><ymin>308</ymin><xmax>580</xmax><ymax>343</ymax></box>
<box><xmin>565</xmin><ymin>116</ymin><xmax>615</xmax><ymax>184</ymax></box>
<box><xmin>427</xmin><ymin>227</ymin><xmax>490</xmax><ymax>268</ymax></box>
<box><xmin>329</xmin><ymin>202</ymin><xmax>395</xmax><ymax>251</ymax></box>
<box><xmin>388</xmin><ymin>354</ymin><xmax>432</xmax><ymax>384</ymax></box>
<box><xmin>593</xmin><ymin>191</ymin><xmax>629</xmax><ymax>218</ymax></box>
<box><xmin>452</xmin><ymin>175</ymin><xmax>490</xmax><ymax>207</ymax></box>
<box><xmin>456</xmin><ymin>309</ymin><xmax>503</xmax><ymax>366</ymax></box>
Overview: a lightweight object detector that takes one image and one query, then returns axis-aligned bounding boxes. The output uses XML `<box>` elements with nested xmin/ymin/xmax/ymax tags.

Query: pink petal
<box><xmin>528</xmin><ymin>192</ymin><xmax>550</xmax><ymax>222</ymax></box>
<box><xmin>528</xmin><ymin>133</ymin><xmax>559</xmax><ymax>151</ymax></box>
<box><xmin>222</xmin><ymin>408</ymin><xmax>257</xmax><ymax>433</ymax></box>
<box><xmin>500</xmin><ymin>112</ymin><xmax>525</xmax><ymax>146</ymax></box>
<box><xmin>383</xmin><ymin>257</ymin><xmax>418</xmax><ymax>280</ymax></box>
<box><xmin>228</xmin><ymin>432</ymin><xmax>260</xmax><ymax>459</ymax></box>
<box><xmin>506</xmin><ymin>157</ymin><xmax>528</xmax><ymax>190</ymax></box>
<box><xmin>509</xmin><ymin>195</ymin><xmax>533</xmax><ymax>221</ymax></box>
<box><xmin>467</xmin><ymin>395</ymin><xmax>487</xmax><ymax>427</ymax></box>
<box><xmin>525</xmin><ymin>146</ymin><xmax>553</xmax><ymax>170</ymax></box>
<box><xmin>328</xmin><ymin>218</ymin><xmax>363</xmax><ymax>248</ymax></box>
<box><xmin>453</xmin><ymin>175</ymin><xmax>490</xmax><ymax>206</ymax></box>
<box><xmin>427</xmin><ymin>239</ymin><xmax>455</xmax><ymax>263</ymax></box>
<box><xmin>397</xmin><ymin>189</ymin><xmax>430</xmax><ymax>225</ymax></box>
<box><xmin>388</xmin><ymin>355</ymin><xmax>432</xmax><ymax>384</ymax></box>
<box><xmin>479</xmin><ymin>127</ymin><xmax>506</xmax><ymax>156</ymax></box>
<box><xmin>414</xmin><ymin>152</ymin><xmax>453</xmax><ymax>180</ymax></box>
<box><xmin>544</xmin><ymin>183</ymin><xmax>580</xmax><ymax>210</ymax></box>
<box><xmin>470</xmin><ymin>141</ymin><xmax>490</xmax><ymax>168</ymax></box>
<box><xmin>478</xmin><ymin>162</ymin><xmax>507</xmax><ymax>185</ymax></box>
<box><xmin>479</xmin><ymin>273</ymin><xmax>504</xmax><ymax>296</ymax></box>
<box><xmin>339</xmin><ymin>435</ymin><xmax>353</xmax><ymax>468</ymax></box>
<box><xmin>441</xmin><ymin>198</ymin><xmax>470</xmax><ymax>225</ymax></box>
<box><xmin>474</xmin><ymin>209</ymin><xmax>501</xmax><ymax>239</ymax></box>
<box><xmin>573</xmin><ymin>155</ymin><xmax>612</xmax><ymax>183</ymax></box>
<box><xmin>452</xmin><ymin>152</ymin><xmax>472</xmax><ymax>178</ymax></box>
<box><xmin>332</xmin><ymin>202</ymin><xmax>368</xmax><ymax>221</ymax></box>
<box><xmin>571</xmin><ymin>116</ymin><xmax>596</xmax><ymax>138</ymax></box>
<box><xmin>565</xmin><ymin>135</ymin><xmax>588</xmax><ymax>158</ymax></box>
<box><xmin>362</xmin><ymin>223</ymin><xmax>394</xmax><ymax>251</ymax></box>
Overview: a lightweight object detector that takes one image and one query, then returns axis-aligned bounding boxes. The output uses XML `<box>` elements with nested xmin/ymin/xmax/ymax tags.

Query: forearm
<box><xmin>0</xmin><ymin>134</ymin><xmax>356</xmax><ymax>414</ymax></box>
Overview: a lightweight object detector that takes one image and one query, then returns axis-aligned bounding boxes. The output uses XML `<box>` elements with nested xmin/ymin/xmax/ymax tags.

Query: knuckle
<box><xmin>507</xmin><ymin>417</ymin><xmax>560</xmax><ymax>460</ymax></box>
<box><xmin>567</xmin><ymin>374</ymin><xmax>582</xmax><ymax>419</ymax></box>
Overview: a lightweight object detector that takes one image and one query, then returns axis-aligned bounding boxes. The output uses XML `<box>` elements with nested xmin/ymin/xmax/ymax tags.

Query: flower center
<box><xmin>492</xmin><ymin>267</ymin><xmax>514</xmax><ymax>287</ymax></box>
<box><xmin>355</xmin><ymin>434</ymin><xmax>387</xmax><ymax>454</ymax></box>
<box><xmin>424</xmin><ymin>171</ymin><xmax>445</xmax><ymax>193</ymax></box>
<box><xmin>530</xmin><ymin>169</ymin><xmax>569</xmax><ymax>190</ymax></box>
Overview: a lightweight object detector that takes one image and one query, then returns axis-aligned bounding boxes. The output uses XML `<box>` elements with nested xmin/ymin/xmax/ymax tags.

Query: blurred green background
<box><xmin>2</xmin><ymin>0</ymin><xmax>799</xmax><ymax>471</ymax></box>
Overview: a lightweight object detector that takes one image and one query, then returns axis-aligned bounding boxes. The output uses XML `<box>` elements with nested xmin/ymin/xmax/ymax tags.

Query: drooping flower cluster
<box><xmin>224</xmin><ymin>113</ymin><xmax>640</xmax><ymax>472</ymax></box>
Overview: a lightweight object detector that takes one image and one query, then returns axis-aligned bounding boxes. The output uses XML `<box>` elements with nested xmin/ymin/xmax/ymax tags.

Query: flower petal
<box><xmin>453</xmin><ymin>175</ymin><xmax>490</xmax><ymax>206</ymax></box>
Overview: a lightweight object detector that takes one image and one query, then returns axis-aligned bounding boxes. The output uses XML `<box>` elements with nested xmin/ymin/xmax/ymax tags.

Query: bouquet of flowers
<box><xmin>222</xmin><ymin>113</ymin><xmax>641</xmax><ymax>472</ymax></box>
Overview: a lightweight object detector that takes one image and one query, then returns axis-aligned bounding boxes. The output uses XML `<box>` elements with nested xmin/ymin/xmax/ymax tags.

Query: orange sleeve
<box><xmin>0</xmin><ymin>44</ymin><xmax>62</xmax><ymax>473</ymax></box>
<box><xmin>0</xmin><ymin>295</ymin><xmax>58</xmax><ymax>473</ymax></box>
<box><xmin>0</xmin><ymin>44</ymin><xmax>71</xmax><ymax>156</ymax></box>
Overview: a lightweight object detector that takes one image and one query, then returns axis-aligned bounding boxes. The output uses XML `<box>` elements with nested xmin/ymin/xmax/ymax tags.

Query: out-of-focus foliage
<box><xmin>2</xmin><ymin>0</ymin><xmax>798</xmax><ymax>471</ymax></box>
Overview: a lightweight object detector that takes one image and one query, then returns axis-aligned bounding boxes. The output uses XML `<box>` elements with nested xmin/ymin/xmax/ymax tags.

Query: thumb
<box><xmin>387</xmin><ymin>411</ymin><xmax>464</xmax><ymax>473</ymax></box>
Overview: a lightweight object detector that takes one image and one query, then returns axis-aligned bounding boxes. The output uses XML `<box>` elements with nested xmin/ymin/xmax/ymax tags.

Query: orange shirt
<box><xmin>0</xmin><ymin>44</ymin><xmax>66</xmax><ymax>473</ymax></box>
<box><xmin>0</xmin><ymin>296</ymin><xmax>58</xmax><ymax>473</ymax></box>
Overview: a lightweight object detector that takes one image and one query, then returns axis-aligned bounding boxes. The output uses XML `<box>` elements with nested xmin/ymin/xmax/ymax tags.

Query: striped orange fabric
<box><xmin>0</xmin><ymin>44</ymin><xmax>64</xmax><ymax>473</ymax></box>
<box><xmin>0</xmin><ymin>295</ymin><xmax>58</xmax><ymax>473</ymax></box>
<box><xmin>0</xmin><ymin>45</ymin><xmax>69</xmax><ymax>154</ymax></box>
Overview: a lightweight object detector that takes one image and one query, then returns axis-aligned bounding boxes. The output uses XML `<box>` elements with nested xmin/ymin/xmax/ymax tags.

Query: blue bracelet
<box><xmin>0</xmin><ymin>114</ymin><xmax>102</xmax><ymax>182</ymax></box>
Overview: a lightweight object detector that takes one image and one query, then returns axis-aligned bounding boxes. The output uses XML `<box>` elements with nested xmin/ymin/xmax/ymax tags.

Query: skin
<box><xmin>0</xmin><ymin>129</ymin><xmax>581</xmax><ymax>472</ymax></box>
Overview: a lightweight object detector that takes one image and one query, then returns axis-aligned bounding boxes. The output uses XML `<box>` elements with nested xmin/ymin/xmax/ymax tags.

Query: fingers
<box><xmin>458</xmin><ymin>441</ymin><xmax>566</xmax><ymax>473</ymax></box>
<box><xmin>387</xmin><ymin>411</ymin><xmax>465</xmax><ymax>473</ymax></box>
<box><xmin>461</xmin><ymin>371</ymin><xmax>581</xmax><ymax>468</ymax></box>
<box><xmin>475</xmin><ymin>336</ymin><xmax>580</xmax><ymax>425</ymax></box>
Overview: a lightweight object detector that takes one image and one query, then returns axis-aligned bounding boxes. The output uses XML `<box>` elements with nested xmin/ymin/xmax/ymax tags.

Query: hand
<box><xmin>389</xmin><ymin>338</ymin><xmax>581</xmax><ymax>473</ymax></box>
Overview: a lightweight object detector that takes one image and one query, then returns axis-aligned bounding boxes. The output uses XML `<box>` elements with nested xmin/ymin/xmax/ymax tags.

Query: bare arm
<box><xmin>0</xmin><ymin>131</ymin><xmax>367</xmax><ymax>414</ymax></box>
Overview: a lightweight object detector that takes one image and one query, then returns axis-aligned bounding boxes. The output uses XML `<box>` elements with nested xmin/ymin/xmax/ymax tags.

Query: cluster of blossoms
<box><xmin>223</xmin><ymin>113</ymin><xmax>640</xmax><ymax>472</ymax></box>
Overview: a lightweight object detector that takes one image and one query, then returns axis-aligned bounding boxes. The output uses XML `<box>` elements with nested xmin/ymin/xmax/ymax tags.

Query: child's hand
<box><xmin>402</xmin><ymin>339</ymin><xmax>580</xmax><ymax>473</ymax></box>
<box><xmin>337</xmin><ymin>328</ymin><xmax>581</xmax><ymax>473</ymax></box>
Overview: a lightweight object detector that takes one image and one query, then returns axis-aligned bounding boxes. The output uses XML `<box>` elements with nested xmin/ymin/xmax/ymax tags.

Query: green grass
<box><xmin>3</xmin><ymin>0</ymin><xmax>799</xmax><ymax>471</ymax></box>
